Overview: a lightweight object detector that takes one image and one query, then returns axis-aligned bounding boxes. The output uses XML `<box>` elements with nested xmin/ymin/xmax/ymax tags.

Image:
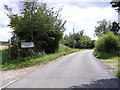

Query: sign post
<box><xmin>21</xmin><ymin>42</ymin><xmax>34</xmax><ymax>57</ymax></box>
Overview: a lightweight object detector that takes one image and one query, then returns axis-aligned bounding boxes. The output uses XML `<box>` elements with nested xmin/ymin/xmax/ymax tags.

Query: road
<box><xmin>5</xmin><ymin>50</ymin><xmax>119</xmax><ymax>88</ymax></box>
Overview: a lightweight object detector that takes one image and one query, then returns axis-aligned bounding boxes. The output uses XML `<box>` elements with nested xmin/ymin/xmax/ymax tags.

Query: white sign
<box><xmin>21</xmin><ymin>42</ymin><xmax>34</xmax><ymax>48</ymax></box>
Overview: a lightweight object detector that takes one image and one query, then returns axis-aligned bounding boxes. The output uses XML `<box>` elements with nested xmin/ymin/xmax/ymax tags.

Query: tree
<box><xmin>110</xmin><ymin>1</ymin><xmax>120</xmax><ymax>14</ymax></box>
<box><xmin>81</xmin><ymin>36</ymin><xmax>92</xmax><ymax>49</ymax></box>
<box><xmin>110</xmin><ymin>21</ymin><xmax>120</xmax><ymax>35</ymax></box>
<box><xmin>94</xmin><ymin>19</ymin><xmax>111</xmax><ymax>37</ymax></box>
<box><xmin>4</xmin><ymin>0</ymin><xmax>66</xmax><ymax>59</ymax></box>
<box><xmin>61</xmin><ymin>31</ymin><xmax>94</xmax><ymax>49</ymax></box>
<box><xmin>110</xmin><ymin>1</ymin><xmax>120</xmax><ymax>35</ymax></box>
<box><xmin>95</xmin><ymin>32</ymin><xmax>120</xmax><ymax>53</ymax></box>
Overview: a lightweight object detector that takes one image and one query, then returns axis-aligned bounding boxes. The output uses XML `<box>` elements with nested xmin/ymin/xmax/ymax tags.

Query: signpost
<box><xmin>21</xmin><ymin>42</ymin><xmax>34</xmax><ymax>48</ymax></box>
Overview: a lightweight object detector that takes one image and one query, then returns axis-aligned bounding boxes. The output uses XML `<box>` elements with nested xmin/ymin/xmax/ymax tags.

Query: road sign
<box><xmin>21</xmin><ymin>42</ymin><xmax>34</xmax><ymax>48</ymax></box>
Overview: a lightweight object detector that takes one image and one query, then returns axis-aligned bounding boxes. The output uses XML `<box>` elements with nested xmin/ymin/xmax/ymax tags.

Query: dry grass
<box><xmin>0</xmin><ymin>46</ymin><xmax>9</xmax><ymax>50</ymax></box>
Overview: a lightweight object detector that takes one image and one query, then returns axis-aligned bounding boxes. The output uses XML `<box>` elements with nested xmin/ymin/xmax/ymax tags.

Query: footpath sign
<box><xmin>21</xmin><ymin>42</ymin><xmax>34</xmax><ymax>48</ymax></box>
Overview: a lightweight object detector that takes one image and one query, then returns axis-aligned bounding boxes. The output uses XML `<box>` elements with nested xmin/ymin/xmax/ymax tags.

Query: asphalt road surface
<box><xmin>5</xmin><ymin>50</ymin><xmax>119</xmax><ymax>88</ymax></box>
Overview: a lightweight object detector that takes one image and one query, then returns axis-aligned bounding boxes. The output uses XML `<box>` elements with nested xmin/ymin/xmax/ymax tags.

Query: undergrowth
<box><xmin>1</xmin><ymin>45</ymin><xmax>82</xmax><ymax>70</ymax></box>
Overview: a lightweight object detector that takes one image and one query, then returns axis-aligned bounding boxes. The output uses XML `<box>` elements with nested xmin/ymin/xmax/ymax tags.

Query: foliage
<box><xmin>110</xmin><ymin>21</ymin><xmax>120</xmax><ymax>35</ymax></box>
<box><xmin>95</xmin><ymin>32</ymin><xmax>120</xmax><ymax>54</ymax></box>
<box><xmin>1</xmin><ymin>50</ymin><xmax>9</xmax><ymax>61</ymax></box>
<box><xmin>95</xmin><ymin>19</ymin><xmax>120</xmax><ymax>37</ymax></box>
<box><xmin>116</xmin><ymin>70</ymin><xmax>120</xmax><ymax>77</ymax></box>
<box><xmin>4</xmin><ymin>0</ymin><xmax>66</xmax><ymax>59</ymax></box>
<box><xmin>94</xmin><ymin>49</ymin><xmax>118</xmax><ymax>59</ymax></box>
<box><xmin>110</xmin><ymin>1</ymin><xmax>120</xmax><ymax>14</ymax></box>
<box><xmin>94</xmin><ymin>19</ymin><xmax>112</xmax><ymax>37</ymax></box>
<box><xmin>61</xmin><ymin>31</ymin><xmax>95</xmax><ymax>49</ymax></box>
<box><xmin>1</xmin><ymin>45</ymin><xmax>81</xmax><ymax>70</ymax></box>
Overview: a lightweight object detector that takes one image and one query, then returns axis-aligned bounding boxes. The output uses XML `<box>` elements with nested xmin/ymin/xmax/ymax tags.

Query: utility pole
<box><xmin>0</xmin><ymin>41</ymin><xmax>2</xmax><ymax>66</ymax></box>
<box><xmin>73</xmin><ymin>28</ymin><xmax>75</xmax><ymax>34</ymax></box>
<box><xmin>30</xmin><ymin>8</ymin><xmax>34</xmax><ymax>57</ymax></box>
<box><xmin>73</xmin><ymin>28</ymin><xmax>75</xmax><ymax>48</ymax></box>
<box><xmin>8</xmin><ymin>39</ymin><xmax>11</xmax><ymax>60</ymax></box>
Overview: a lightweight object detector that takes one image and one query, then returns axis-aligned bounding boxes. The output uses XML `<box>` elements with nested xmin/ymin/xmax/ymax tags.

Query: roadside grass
<box><xmin>93</xmin><ymin>50</ymin><xmax>120</xmax><ymax>77</ymax></box>
<box><xmin>1</xmin><ymin>50</ymin><xmax>9</xmax><ymax>61</ymax></box>
<box><xmin>103</xmin><ymin>61</ymin><xmax>117</xmax><ymax>64</ymax></box>
<box><xmin>1</xmin><ymin>45</ymin><xmax>82</xmax><ymax>70</ymax></box>
<box><xmin>0</xmin><ymin>50</ymin><xmax>9</xmax><ymax>69</ymax></box>
<box><xmin>93</xmin><ymin>50</ymin><xmax>118</xmax><ymax>59</ymax></box>
<box><xmin>0</xmin><ymin>50</ymin><xmax>2</xmax><ymax>69</ymax></box>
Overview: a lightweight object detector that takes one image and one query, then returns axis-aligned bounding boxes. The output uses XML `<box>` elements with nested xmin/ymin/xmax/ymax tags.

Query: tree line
<box><xmin>61</xmin><ymin>30</ymin><xmax>95</xmax><ymax>49</ymax></box>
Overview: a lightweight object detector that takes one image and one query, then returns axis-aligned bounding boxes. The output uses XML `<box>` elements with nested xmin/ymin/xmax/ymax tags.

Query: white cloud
<box><xmin>43</xmin><ymin>0</ymin><xmax>112</xmax><ymax>3</ymax></box>
<box><xmin>0</xmin><ymin>2</ymin><xmax>9</xmax><ymax>27</ymax></box>
<box><xmin>0</xmin><ymin>1</ymin><xmax>19</xmax><ymax>41</ymax></box>
<box><xmin>0</xmin><ymin>0</ymin><xmax>112</xmax><ymax>2</ymax></box>
<box><xmin>0</xmin><ymin>27</ymin><xmax>13</xmax><ymax>41</ymax></box>
<box><xmin>60</xmin><ymin>4</ymin><xmax>118</xmax><ymax>39</ymax></box>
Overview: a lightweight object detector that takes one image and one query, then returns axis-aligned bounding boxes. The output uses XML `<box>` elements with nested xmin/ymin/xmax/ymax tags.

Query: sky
<box><xmin>0</xmin><ymin>0</ymin><xmax>118</xmax><ymax>41</ymax></box>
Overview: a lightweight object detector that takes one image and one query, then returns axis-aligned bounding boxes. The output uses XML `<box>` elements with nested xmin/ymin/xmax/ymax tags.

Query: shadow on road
<box><xmin>69</xmin><ymin>78</ymin><xmax>120</xmax><ymax>89</ymax></box>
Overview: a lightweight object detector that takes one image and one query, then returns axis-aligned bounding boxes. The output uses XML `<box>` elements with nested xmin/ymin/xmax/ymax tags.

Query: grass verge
<box><xmin>1</xmin><ymin>45</ymin><xmax>82</xmax><ymax>70</ymax></box>
<box><xmin>93</xmin><ymin>50</ymin><xmax>120</xmax><ymax>77</ymax></box>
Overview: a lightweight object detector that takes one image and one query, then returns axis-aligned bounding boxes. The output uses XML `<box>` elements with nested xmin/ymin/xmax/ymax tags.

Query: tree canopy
<box><xmin>94</xmin><ymin>19</ymin><xmax>111</xmax><ymax>37</ymax></box>
<box><xmin>94</xmin><ymin>19</ymin><xmax>120</xmax><ymax>37</ymax></box>
<box><xmin>110</xmin><ymin>1</ymin><xmax>120</xmax><ymax>14</ymax></box>
<box><xmin>61</xmin><ymin>31</ymin><xmax>95</xmax><ymax>49</ymax></box>
<box><xmin>4</xmin><ymin>0</ymin><xmax>66</xmax><ymax>59</ymax></box>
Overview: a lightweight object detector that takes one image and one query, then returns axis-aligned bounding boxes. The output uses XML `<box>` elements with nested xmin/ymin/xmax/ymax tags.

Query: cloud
<box><xmin>60</xmin><ymin>4</ymin><xmax>118</xmax><ymax>39</ymax></box>
<box><xmin>43</xmin><ymin>0</ymin><xmax>112</xmax><ymax>3</ymax></box>
<box><xmin>42</xmin><ymin>0</ymin><xmax>118</xmax><ymax>40</ymax></box>
<box><xmin>0</xmin><ymin>27</ymin><xmax>13</xmax><ymax>41</ymax></box>
<box><xmin>0</xmin><ymin>3</ymin><xmax>9</xmax><ymax>27</ymax></box>
<box><xmin>63</xmin><ymin>2</ymin><xmax>111</xmax><ymax>9</ymax></box>
<box><xmin>0</xmin><ymin>1</ymin><xmax>20</xmax><ymax>27</ymax></box>
<box><xmin>0</xmin><ymin>1</ymin><xmax>19</xmax><ymax>41</ymax></box>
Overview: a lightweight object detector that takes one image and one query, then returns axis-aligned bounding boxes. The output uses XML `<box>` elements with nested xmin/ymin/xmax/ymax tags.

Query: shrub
<box><xmin>95</xmin><ymin>32</ymin><xmax>120</xmax><ymax>54</ymax></box>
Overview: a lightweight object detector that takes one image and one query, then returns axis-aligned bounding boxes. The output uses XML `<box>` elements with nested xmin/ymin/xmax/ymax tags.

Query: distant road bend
<box><xmin>5</xmin><ymin>50</ymin><xmax>119</xmax><ymax>88</ymax></box>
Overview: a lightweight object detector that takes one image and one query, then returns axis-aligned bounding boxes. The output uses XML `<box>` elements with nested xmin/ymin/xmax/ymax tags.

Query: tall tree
<box><xmin>110</xmin><ymin>1</ymin><xmax>120</xmax><ymax>14</ymax></box>
<box><xmin>110</xmin><ymin>0</ymin><xmax>120</xmax><ymax>35</ymax></box>
<box><xmin>61</xmin><ymin>31</ymin><xmax>94</xmax><ymax>49</ymax></box>
<box><xmin>4</xmin><ymin>0</ymin><xmax>66</xmax><ymax>59</ymax></box>
<box><xmin>111</xmin><ymin>21</ymin><xmax>119</xmax><ymax>35</ymax></box>
<box><xmin>94</xmin><ymin>19</ymin><xmax>111</xmax><ymax>37</ymax></box>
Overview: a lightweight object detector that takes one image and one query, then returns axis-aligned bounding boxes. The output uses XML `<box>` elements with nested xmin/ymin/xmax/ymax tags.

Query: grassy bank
<box><xmin>93</xmin><ymin>50</ymin><xmax>120</xmax><ymax>77</ymax></box>
<box><xmin>1</xmin><ymin>45</ymin><xmax>82</xmax><ymax>70</ymax></box>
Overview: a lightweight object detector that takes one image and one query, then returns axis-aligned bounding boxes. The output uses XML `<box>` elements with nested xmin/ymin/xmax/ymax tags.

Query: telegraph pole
<box><xmin>8</xmin><ymin>39</ymin><xmax>11</xmax><ymax>60</ymax></box>
<box><xmin>73</xmin><ymin>28</ymin><xmax>75</xmax><ymax>48</ymax></box>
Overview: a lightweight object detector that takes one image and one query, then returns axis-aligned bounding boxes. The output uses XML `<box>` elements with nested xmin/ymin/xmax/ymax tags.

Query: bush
<box><xmin>93</xmin><ymin>49</ymin><xmax>117</xmax><ymax>59</ymax></box>
<box><xmin>1</xmin><ymin>45</ymin><xmax>80</xmax><ymax>70</ymax></box>
<box><xmin>61</xmin><ymin>32</ymin><xmax>95</xmax><ymax>49</ymax></box>
<box><xmin>95</xmin><ymin>32</ymin><xmax>120</xmax><ymax>54</ymax></box>
<box><xmin>117</xmin><ymin>70</ymin><xmax>120</xmax><ymax>77</ymax></box>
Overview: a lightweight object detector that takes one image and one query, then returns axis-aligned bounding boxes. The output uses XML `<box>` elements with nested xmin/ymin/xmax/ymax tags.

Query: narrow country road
<box><xmin>5</xmin><ymin>50</ymin><xmax>119</xmax><ymax>88</ymax></box>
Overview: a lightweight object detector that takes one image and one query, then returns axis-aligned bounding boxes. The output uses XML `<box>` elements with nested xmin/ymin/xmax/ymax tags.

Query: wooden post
<box><xmin>8</xmin><ymin>39</ymin><xmax>11</xmax><ymax>60</ymax></box>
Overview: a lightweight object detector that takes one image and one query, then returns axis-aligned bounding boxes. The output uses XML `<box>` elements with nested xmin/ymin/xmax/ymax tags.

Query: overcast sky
<box><xmin>0</xmin><ymin>0</ymin><xmax>118</xmax><ymax>41</ymax></box>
